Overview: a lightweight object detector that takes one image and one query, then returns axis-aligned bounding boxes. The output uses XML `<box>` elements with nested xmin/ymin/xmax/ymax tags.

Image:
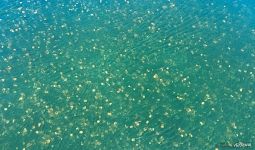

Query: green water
<box><xmin>0</xmin><ymin>0</ymin><xmax>254</xmax><ymax>149</ymax></box>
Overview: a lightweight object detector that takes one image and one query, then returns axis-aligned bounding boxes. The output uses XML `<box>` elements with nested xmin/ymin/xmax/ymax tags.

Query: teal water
<box><xmin>0</xmin><ymin>0</ymin><xmax>254</xmax><ymax>149</ymax></box>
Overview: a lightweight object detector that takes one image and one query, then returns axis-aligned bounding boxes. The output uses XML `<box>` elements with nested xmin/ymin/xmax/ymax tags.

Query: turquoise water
<box><xmin>0</xmin><ymin>0</ymin><xmax>254</xmax><ymax>149</ymax></box>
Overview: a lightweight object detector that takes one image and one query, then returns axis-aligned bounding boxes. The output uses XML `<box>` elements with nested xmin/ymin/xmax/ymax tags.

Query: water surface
<box><xmin>0</xmin><ymin>0</ymin><xmax>254</xmax><ymax>149</ymax></box>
